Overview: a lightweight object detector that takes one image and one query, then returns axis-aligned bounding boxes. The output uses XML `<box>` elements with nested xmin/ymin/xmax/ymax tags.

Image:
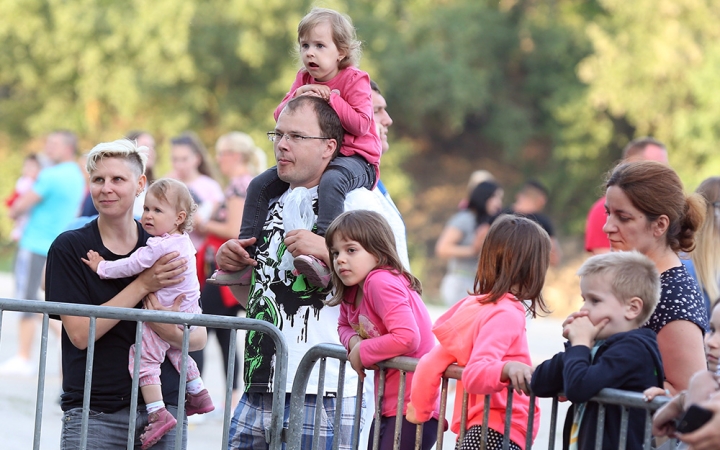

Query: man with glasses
<box><xmin>217</xmin><ymin>96</ymin><xmax>397</xmax><ymax>449</ymax></box>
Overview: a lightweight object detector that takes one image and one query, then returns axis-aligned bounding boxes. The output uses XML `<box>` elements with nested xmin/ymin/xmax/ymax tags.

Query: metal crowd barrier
<box><xmin>286</xmin><ymin>343</ymin><xmax>674</xmax><ymax>450</ymax></box>
<box><xmin>0</xmin><ymin>297</ymin><xmax>288</xmax><ymax>450</ymax></box>
<box><xmin>0</xmin><ymin>297</ymin><xmax>678</xmax><ymax>450</ymax></box>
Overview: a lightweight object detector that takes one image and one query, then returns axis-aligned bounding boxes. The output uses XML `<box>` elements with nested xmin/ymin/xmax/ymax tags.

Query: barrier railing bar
<box><xmin>548</xmin><ymin>396</ymin><xmax>558</xmax><ymax>450</ymax></box>
<box><xmin>594</xmin><ymin>403</ymin><xmax>605</xmax><ymax>449</ymax></box>
<box><xmin>415</xmin><ymin>422</ymin><xmax>424</xmax><ymax>450</ymax></box>
<box><xmin>350</xmin><ymin>376</ymin><xmax>364</xmax><ymax>450</ymax></box>
<box><xmin>618</xmin><ymin>405</ymin><xmax>629</xmax><ymax>450</ymax></box>
<box><xmin>331</xmin><ymin>358</ymin><xmax>347</xmax><ymax>450</ymax></box>
<box><xmin>459</xmin><ymin>390</ymin><xmax>469</xmax><ymax>443</ymax></box>
<box><xmin>480</xmin><ymin>394</ymin><xmax>490</xmax><ymax>450</ymax></box>
<box><xmin>80</xmin><ymin>316</ymin><xmax>97</xmax><ymax>450</ymax></box>
<box><xmin>173</xmin><ymin>325</ymin><xmax>191</xmax><ymax>449</ymax></box>
<box><xmin>372</xmin><ymin>368</ymin><xmax>386</xmax><ymax>450</ymax></box>
<box><xmin>642</xmin><ymin>409</ymin><xmax>652</xmax><ymax>450</ymax></box>
<box><xmin>33</xmin><ymin>312</ymin><xmax>50</xmax><ymax>450</ymax></box>
<box><xmin>393</xmin><ymin>370</ymin><xmax>407</xmax><ymax>449</ymax></box>
<box><xmin>503</xmin><ymin>388</ymin><xmax>514</xmax><ymax>450</ymax></box>
<box><xmin>128</xmin><ymin>320</ymin><xmax>144</xmax><ymax>449</ymax></box>
<box><xmin>222</xmin><ymin>328</ymin><xmax>238</xmax><ymax>449</ymax></box>
<box><xmin>437</xmin><ymin>377</ymin><xmax>449</xmax><ymax>450</ymax></box>
<box><xmin>525</xmin><ymin>394</ymin><xmax>536</xmax><ymax>450</ymax></box>
<box><xmin>312</xmin><ymin>358</ymin><xmax>328</xmax><ymax>450</ymax></box>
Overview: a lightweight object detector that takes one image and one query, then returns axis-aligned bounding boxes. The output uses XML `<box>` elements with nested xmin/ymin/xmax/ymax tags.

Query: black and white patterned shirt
<box><xmin>644</xmin><ymin>265</ymin><xmax>709</xmax><ymax>334</ymax></box>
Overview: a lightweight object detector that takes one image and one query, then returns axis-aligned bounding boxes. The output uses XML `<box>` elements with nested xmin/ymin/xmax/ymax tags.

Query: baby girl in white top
<box><xmin>83</xmin><ymin>177</ymin><xmax>214</xmax><ymax>448</ymax></box>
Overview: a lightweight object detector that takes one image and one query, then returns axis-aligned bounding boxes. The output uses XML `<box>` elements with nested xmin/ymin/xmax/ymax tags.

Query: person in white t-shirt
<box><xmin>217</xmin><ymin>95</ymin><xmax>406</xmax><ymax>449</ymax></box>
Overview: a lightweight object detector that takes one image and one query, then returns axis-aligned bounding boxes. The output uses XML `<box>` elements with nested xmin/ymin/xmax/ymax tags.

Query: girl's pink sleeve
<box><xmin>273</xmin><ymin>71</ymin><xmax>305</xmax><ymax>121</ymax></box>
<box><xmin>461</xmin><ymin>306</ymin><xmax>525</xmax><ymax>395</ymax></box>
<box><xmin>328</xmin><ymin>71</ymin><xmax>375</xmax><ymax>140</ymax></box>
<box><xmin>97</xmin><ymin>239</ymin><xmax>165</xmax><ymax>279</ymax></box>
<box><xmin>337</xmin><ymin>302</ymin><xmax>356</xmax><ymax>350</ymax></box>
<box><xmin>410</xmin><ymin>344</ymin><xmax>457</xmax><ymax>422</ymax></box>
<box><xmin>358</xmin><ymin>275</ymin><xmax>420</xmax><ymax>367</ymax></box>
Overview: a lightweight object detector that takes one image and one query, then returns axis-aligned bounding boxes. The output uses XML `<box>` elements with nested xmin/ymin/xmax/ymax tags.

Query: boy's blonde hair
<box><xmin>146</xmin><ymin>178</ymin><xmax>197</xmax><ymax>234</ymax></box>
<box><xmin>577</xmin><ymin>251</ymin><xmax>660</xmax><ymax>325</ymax></box>
<box><xmin>86</xmin><ymin>139</ymin><xmax>148</xmax><ymax>177</ymax></box>
<box><xmin>297</xmin><ymin>8</ymin><xmax>361</xmax><ymax>69</ymax></box>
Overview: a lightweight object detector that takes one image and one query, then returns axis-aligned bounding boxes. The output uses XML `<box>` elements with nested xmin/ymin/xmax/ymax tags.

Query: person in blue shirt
<box><xmin>0</xmin><ymin>131</ymin><xmax>86</xmax><ymax>376</ymax></box>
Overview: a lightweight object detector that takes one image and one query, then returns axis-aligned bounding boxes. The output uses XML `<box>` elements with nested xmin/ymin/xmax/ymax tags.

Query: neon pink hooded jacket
<box><xmin>410</xmin><ymin>293</ymin><xmax>539</xmax><ymax>449</ymax></box>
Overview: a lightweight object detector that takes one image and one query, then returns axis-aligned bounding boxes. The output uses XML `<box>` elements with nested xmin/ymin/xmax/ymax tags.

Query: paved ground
<box><xmin>0</xmin><ymin>272</ymin><xmax>568</xmax><ymax>449</ymax></box>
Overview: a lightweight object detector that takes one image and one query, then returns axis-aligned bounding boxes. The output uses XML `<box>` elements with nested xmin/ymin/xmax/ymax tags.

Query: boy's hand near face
<box><xmin>563</xmin><ymin>315</ymin><xmax>609</xmax><ymax>348</ymax></box>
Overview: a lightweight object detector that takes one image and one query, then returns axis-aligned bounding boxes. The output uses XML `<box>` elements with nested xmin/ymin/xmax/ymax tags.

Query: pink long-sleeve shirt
<box><xmin>410</xmin><ymin>294</ymin><xmax>539</xmax><ymax>450</ymax></box>
<box><xmin>337</xmin><ymin>268</ymin><xmax>437</xmax><ymax>418</ymax></box>
<box><xmin>97</xmin><ymin>232</ymin><xmax>200</xmax><ymax>313</ymax></box>
<box><xmin>274</xmin><ymin>67</ymin><xmax>382</xmax><ymax>172</ymax></box>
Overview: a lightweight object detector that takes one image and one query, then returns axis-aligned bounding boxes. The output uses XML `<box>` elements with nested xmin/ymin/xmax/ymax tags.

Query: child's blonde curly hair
<box><xmin>297</xmin><ymin>8</ymin><xmax>362</xmax><ymax>69</ymax></box>
<box><xmin>146</xmin><ymin>178</ymin><xmax>198</xmax><ymax>234</ymax></box>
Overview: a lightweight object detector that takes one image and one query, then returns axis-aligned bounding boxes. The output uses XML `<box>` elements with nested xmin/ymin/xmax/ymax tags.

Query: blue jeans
<box><xmin>60</xmin><ymin>405</ymin><xmax>188</xmax><ymax>449</ymax></box>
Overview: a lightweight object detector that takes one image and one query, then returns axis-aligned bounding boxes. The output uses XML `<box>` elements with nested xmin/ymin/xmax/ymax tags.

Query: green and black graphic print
<box><xmin>243</xmin><ymin>196</ymin><xmax>328</xmax><ymax>392</ymax></box>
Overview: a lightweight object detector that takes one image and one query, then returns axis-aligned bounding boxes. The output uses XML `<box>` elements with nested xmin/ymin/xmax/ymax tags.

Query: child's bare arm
<box><xmin>81</xmin><ymin>250</ymin><xmax>104</xmax><ymax>273</ymax></box>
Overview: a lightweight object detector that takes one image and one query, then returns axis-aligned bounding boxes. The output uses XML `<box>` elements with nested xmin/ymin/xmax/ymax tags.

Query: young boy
<box><xmin>531</xmin><ymin>251</ymin><xmax>665</xmax><ymax>450</ymax></box>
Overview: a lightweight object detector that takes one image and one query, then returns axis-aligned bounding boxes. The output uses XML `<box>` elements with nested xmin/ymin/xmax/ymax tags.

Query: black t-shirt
<box><xmin>46</xmin><ymin>219</ymin><xmax>180</xmax><ymax>413</ymax></box>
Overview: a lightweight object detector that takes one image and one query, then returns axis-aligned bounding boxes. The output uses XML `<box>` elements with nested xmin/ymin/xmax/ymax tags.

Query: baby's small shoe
<box><xmin>293</xmin><ymin>255</ymin><xmax>331</xmax><ymax>288</ymax></box>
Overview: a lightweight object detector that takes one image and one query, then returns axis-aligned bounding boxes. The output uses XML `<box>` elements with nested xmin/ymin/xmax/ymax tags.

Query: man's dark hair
<box><xmin>370</xmin><ymin>80</ymin><xmax>381</xmax><ymax>95</ymax></box>
<box><xmin>284</xmin><ymin>96</ymin><xmax>344</xmax><ymax>157</ymax></box>
<box><xmin>622</xmin><ymin>137</ymin><xmax>666</xmax><ymax>160</ymax></box>
<box><xmin>523</xmin><ymin>179</ymin><xmax>549</xmax><ymax>199</ymax></box>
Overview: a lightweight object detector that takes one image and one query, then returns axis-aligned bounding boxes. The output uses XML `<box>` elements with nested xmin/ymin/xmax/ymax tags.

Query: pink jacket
<box><xmin>274</xmin><ymin>67</ymin><xmax>382</xmax><ymax>174</ymax></box>
<box><xmin>410</xmin><ymin>294</ymin><xmax>539</xmax><ymax>449</ymax></box>
<box><xmin>337</xmin><ymin>268</ymin><xmax>437</xmax><ymax>418</ymax></box>
<box><xmin>97</xmin><ymin>232</ymin><xmax>201</xmax><ymax>314</ymax></box>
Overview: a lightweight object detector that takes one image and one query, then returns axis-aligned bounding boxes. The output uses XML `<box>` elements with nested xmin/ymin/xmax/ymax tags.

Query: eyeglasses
<box><xmin>267</xmin><ymin>132</ymin><xmax>329</xmax><ymax>144</ymax></box>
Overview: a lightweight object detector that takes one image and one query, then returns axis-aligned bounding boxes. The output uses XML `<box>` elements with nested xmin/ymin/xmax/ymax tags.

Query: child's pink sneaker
<box><xmin>185</xmin><ymin>389</ymin><xmax>215</xmax><ymax>416</ymax></box>
<box><xmin>140</xmin><ymin>407</ymin><xmax>177</xmax><ymax>449</ymax></box>
<box><xmin>206</xmin><ymin>266</ymin><xmax>252</xmax><ymax>286</ymax></box>
<box><xmin>293</xmin><ymin>255</ymin><xmax>332</xmax><ymax>288</ymax></box>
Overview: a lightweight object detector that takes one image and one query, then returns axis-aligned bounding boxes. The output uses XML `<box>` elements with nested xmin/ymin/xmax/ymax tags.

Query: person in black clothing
<box><xmin>506</xmin><ymin>179</ymin><xmax>562</xmax><ymax>265</ymax></box>
<box><xmin>46</xmin><ymin>139</ymin><xmax>207</xmax><ymax>449</ymax></box>
<box><xmin>531</xmin><ymin>251</ymin><xmax>665</xmax><ymax>450</ymax></box>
